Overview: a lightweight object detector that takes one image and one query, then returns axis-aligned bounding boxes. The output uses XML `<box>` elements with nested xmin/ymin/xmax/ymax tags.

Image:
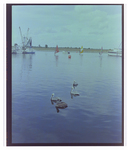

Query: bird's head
<box><xmin>52</xmin><ymin>93</ymin><xmax>54</xmax><ymax>97</ymax></box>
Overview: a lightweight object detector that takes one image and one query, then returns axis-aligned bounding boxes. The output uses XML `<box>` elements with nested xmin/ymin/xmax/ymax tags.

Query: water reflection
<box><xmin>54</xmin><ymin>55</ymin><xmax>59</xmax><ymax>66</ymax></box>
<box><xmin>28</xmin><ymin>54</ymin><xmax>32</xmax><ymax>70</ymax></box>
<box><xmin>70</xmin><ymin>93</ymin><xmax>79</xmax><ymax>99</ymax></box>
<box><xmin>22</xmin><ymin>54</ymin><xmax>33</xmax><ymax>71</ymax></box>
<box><xmin>70</xmin><ymin>87</ymin><xmax>79</xmax><ymax>97</ymax></box>
<box><xmin>20</xmin><ymin>54</ymin><xmax>34</xmax><ymax>80</ymax></box>
<box><xmin>79</xmin><ymin>54</ymin><xmax>83</xmax><ymax>66</ymax></box>
<box><xmin>99</xmin><ymin>56</ymin><xmax>102</xmax><ymax>67</ymax></box>
<box><xmin>12</xmin><ymin>52</ymin><xmax>122</xmax><ymax>143</ymax></box>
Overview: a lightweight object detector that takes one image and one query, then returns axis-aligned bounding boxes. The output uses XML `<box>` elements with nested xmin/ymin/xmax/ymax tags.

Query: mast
<box><xmin>56</xmin><ymin>45</ymin><xmax>59</xmax><ymax>53</ymax></box>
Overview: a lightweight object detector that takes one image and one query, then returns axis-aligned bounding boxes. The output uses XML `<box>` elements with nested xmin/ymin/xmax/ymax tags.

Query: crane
<box><xmin>26</xmin><ymin>28</ymin><xmax>29</xmax><ymax>40</ymax></box>
<box><xmin>19</xmin><ymin>27</ymin><xmax>23</xmax><ymax>45</ymax></box>
<box><xmin>19</xmin><ymin>27</ymin><xmax>30</xmax><ymax>50</ymax></box>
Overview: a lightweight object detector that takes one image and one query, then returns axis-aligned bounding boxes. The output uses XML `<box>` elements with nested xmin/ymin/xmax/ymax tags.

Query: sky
<box><xmin>12</xmin><ymin>4</ymin><xmax>122</xmax><ymax>49</ymax></box>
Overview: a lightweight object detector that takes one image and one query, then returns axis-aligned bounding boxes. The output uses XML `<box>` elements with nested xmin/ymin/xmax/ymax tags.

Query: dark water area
<box><xmin>12</xmin><ymin>51</ymin><xmax>122</xmax><ymax>144</ymax></box>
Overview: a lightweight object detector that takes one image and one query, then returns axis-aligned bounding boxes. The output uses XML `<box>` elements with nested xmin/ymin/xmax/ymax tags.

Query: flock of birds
<box><xmin>51</xmin><ymin>81</ymin><xmax>79</xmax><ymax>113</ymax></box>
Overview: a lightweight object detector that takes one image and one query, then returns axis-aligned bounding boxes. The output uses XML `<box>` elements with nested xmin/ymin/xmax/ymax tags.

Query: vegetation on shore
<box><xmin>12</xmin><ymin>45</ymin><xmax>112</xmax><ymax>53</ymax></box>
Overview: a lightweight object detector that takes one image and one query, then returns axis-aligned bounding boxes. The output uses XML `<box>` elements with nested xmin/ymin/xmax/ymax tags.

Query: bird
<box><xmin>55</xmin><ymin>101</ymin><xmax>68</xmax><ymax>109</ymax></box>
<box><xmin>51</xmin><ymin>93</ymin><xmax>62</xmax><ymax>104</ymax></box>
<box><xmin>73</xmin><ymin>80</ymin><xmax>78</xmax><ymax>88</ymax></box>
<box><xmin>55</xmin><ymin>101</ymin><xmax>68</xmax><ymax>113</ymax></box>
<box><xmin>70</xmin><ymin>87</ymin><xmax>79</xmax><ymax>96</ymax></box>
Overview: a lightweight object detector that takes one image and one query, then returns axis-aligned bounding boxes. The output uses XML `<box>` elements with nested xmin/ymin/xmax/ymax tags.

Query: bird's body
<box><xmin>51</xmin><ymin>93</ymin><xmax>62</xmax><ymax>103</ymax></box>
<box><xmin>51</xmin><ymin>93</ymin><xmax>68</xmax><ymax>112</ymax></box>
<box><xmin>55</xmin><ymin>101</ymin><xmax>68</xmax><ymax>109</ymax></box>
<box><xmin>70</xmin><ymin>87</ymin><xmax>79</xmax><ymax>96</ymax></box>
<box><xmin>73</xmin><ymin>80</ymin><xmax>78</xmax><ymax>88</ymax></box>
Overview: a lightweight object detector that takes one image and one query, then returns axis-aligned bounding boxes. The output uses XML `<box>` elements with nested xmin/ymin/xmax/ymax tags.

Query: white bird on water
<box><xmin>70</xmin><ymin>87</ymin><xmax>79</xmax><ymax>96</ymax></box>
<box><xmin>51</xmin><ymin>93</ymin><xmax>62</xmax><ymax>103</ymax></box>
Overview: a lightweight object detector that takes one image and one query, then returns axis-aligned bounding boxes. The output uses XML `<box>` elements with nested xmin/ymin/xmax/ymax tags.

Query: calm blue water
<box><xmin>12</xmin><ymin>50</ymin><xmax>122</xmax><ymax>143</ymax></box>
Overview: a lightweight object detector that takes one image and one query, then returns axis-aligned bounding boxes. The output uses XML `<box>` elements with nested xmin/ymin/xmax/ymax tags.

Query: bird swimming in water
<box><xmin>70</xmin><ymin>87</ymin><xmax>79</xmax><ymax>96</ymax></box>
<box><xmin>51</xmin><ymin>93</ymin><xmax>62</xmax><ymax>104</ymax></box>
<box><xmin>73</xmin><ymin>80</ymin><xmax>78</xmax><ymax>88</ymax></box>
<box><xmin>55</xmin><ymin>101</ymin><xmax>68</xmax><ymax>113</ymax></box>
<box><xmin>55</xmin><ymin>101</ymin><xmax>68</xmax><ymax>109</ymax></box>
<box><xmin>50</xmin><ymin>93</ymin><xmax>68</xmax><ymax>112</ymax></box>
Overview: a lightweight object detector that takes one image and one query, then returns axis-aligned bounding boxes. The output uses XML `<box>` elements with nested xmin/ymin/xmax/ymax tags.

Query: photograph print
<box><xmin>6</xmin><ymin>4</ymin><xmax>124</xmax><ymax>146</ymax></box>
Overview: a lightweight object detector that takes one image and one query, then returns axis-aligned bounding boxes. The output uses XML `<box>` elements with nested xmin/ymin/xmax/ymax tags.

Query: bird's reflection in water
<box><xmin>70</xmin><ymin>93</ymin><xmax>74</xmax><ymax>99</ymax></box>
<box><xmin>70</xmin><ymin>93</ymin><xmax>79</xmax><ymax>99</ymax></box>
<box><xmin>55</xmin><ymin>55</ymin><xmax>59</xmax><ymax>67</ymax></box>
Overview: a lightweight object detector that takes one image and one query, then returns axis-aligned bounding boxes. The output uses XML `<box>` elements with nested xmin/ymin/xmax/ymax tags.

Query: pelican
<box><xmin>70</xmin><ymin>87</ymin><xmax>79</xmax><ymax>96</ymax></box>
<box><xmin>51</xmin><ymin>93</ymin><xmax>62</xmax><ymax>103</ymax></box>
<box><xmin>55</xmin><ymin>101</ymin><xmax>68</xmax><ymax>113</ymax></box>
<box><xmin>55</xmin><ymin>101</ymin><xmax>68</xmax><ymax>109</ymax></box>
<box><xmin>73</xmin><ymin>80</ymin><xmax>78</xmax><ymax>88</ymax></box>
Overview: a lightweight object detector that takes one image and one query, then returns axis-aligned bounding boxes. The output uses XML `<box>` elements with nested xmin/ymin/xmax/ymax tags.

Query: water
<box><xmin>12</xmin><ymin>50</ymin><xmax>122</xmax><ymax>144</ymax></box>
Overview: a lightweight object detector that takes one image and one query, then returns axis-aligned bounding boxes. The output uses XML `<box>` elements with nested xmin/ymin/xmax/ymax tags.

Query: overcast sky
<box><xmin>12</xmin><ymin>5</ymin><xmax>122</xmax><ymax>49</ymax></box>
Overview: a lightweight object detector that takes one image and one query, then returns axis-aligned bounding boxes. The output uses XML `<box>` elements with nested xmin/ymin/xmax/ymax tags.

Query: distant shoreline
<box><xmin>12</xmin><ymin>46</ymin><xmax>112</xmax><ymax>53</ymax></box>
<box><xmin>32</xmin><ymin>47</ymin><xmax>111</xmax><ymax>53</ymax></box>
